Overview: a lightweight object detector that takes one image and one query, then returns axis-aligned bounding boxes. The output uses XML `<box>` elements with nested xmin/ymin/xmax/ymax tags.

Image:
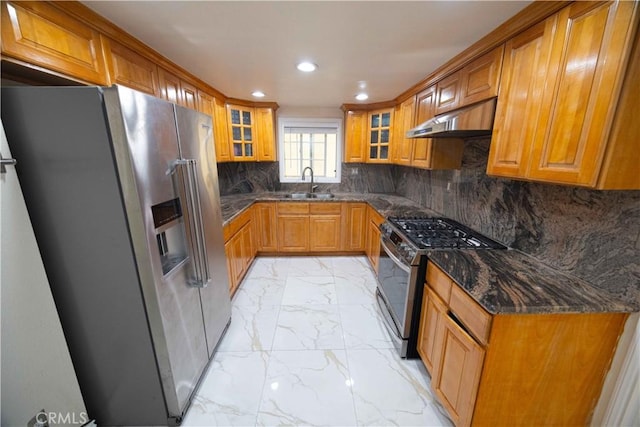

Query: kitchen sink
<box><xmin>285</xmin><ymin>192</ymin><xmax>312</xmax><ymax>199</ymax></box>
<box><xmin>284</xmin><ymin>192</ymin><xmax>335</xmax><ymax>199</ymax></box>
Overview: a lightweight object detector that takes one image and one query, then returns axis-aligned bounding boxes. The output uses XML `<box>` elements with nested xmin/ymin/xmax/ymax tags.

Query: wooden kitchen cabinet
<box><xmin>342</xmin><ymin>203</ymin><xmax>367</xmax><ymax>252</ymax></box>
<box><xmin>277</xmin><ymin>203</ymin><xmax>310</xmax><ymax>252</ymax></box>
<box><xmin>488</xmin><ymin>1</ymin><xmax>640</xmax><ymax>189</ymax></box>
<box><xmin>1</xmin><ymin>1</ymin><xmax>109</xmax><ymax>84</ymax></box>
<box><xmin>365</xmin><ymin>206</ymin><xmax>385</xmax><ymax>272</ymax></box>
<box><xmin>432</xmin><ymin>311</ymin><xmax>485</xmax><ymax>427</ymax></box>
<box><xmin>198</xmin><ymin>90</ymin><xmax>232</xmax><ymax>163</ymax></box>
<box><xmin>159</xmin><ymin>67</ymin><xmax>199</xmax><ymax>110</ymax></box>
<box><xmin>254</xmin><ymin>107</ymin><xmax>276</xmax><ymax>161</ymax></box>
<box><xmin>434</xmin><ymin>46</ymin><xmax>503</xmax><ymax>116</ymax></box>
<box><xmin>459</xmin><ymin>45</ymin><xmax>503</xmax><ymax>107</ymax></box>
<box><xmin>417</xmin><ymin>286</ymin><xmax>448</xmax><ymax>374</ymax></box>
<box><xmin>223</xmin><ymin>207</ymin><xmax>256</xmax><ymax>295</ymax></box>
<box><xmin>434</xmin><ymin>72</ymin><xmax>461</xmax><ymax>116</ymax></box>
<box><xmin>367</xmin><ymin>109</ymin><xmax>394</xmax><ymax>163</ymax></box>
<box><xmin>253</xmin><ymin>202</ymin><xmax>277</xmax><ymax>252</ymax></box>
<box><xmin>158</xmin><ymin>69</ymin><xmax>197</xmax><ymax>110</ymax></box>
<box><xmin>309</xmin><ymin>203</ymin><xmax>342</xmax><ymax>252</ymax></box>
<box><xmin>104</xmin><ymin>39</ymin><xmax>159</xmax><ymax>97</ymax></box>
<box><xmin>227</xmin><ymin>104</ymin><xmax>276</xmax><ymax>162</ymax></box>
<box><xmin>393</xmin><ymin>96</ymin><xmax>416</xmax><ymax>166</ymax></box>
<box><xmin>344</xmin><ymin>110</ymin><xmax>368</xmax><ymax>163</ymax></box>
<box><xmin>409</xmin><ymin>85</ymin><xmax>464</xmax><ymax>170</ymax></box>
<box><xmin>227</xmin><ymin>104</ymin><xmax>256</xmax><ymax>161</ymax></box>
<box><xmin>419</xmin><ymin>261</ymin><xmax>629</xmax><ymax>426</ymax></box>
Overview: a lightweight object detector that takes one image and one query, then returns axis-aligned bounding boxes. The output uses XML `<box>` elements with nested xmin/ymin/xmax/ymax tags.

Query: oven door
<box><xmin>375</xmin><ymin>235</ymin><xmax>416</xmax><ymax>341</ymax></box>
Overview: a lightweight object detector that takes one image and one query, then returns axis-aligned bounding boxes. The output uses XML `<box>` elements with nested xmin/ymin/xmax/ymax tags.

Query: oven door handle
<box><xmin>380</xmin><ymin>235</ymin><xmax>411</xmax><ymax>273</ymax></box>
<box><xmin>375</xmin><ymin>288</ymin><xmax>404</xmax><ymax>341</ymax></box>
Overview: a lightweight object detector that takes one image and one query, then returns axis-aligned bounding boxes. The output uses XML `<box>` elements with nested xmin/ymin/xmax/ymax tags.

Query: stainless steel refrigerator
<box><xmin>1</xmin><ymin>85</ymin><xmax>232</xmax><ymax>426</ymax></box>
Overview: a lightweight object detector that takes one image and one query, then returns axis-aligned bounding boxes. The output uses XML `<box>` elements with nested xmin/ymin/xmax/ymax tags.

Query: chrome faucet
<box><xmin>301</xmin><ymin>166</ymin><xmax>317</xmax><ymax>193</ymax></box>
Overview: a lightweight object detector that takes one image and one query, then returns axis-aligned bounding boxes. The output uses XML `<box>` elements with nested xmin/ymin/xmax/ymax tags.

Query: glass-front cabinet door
<box><xmin>368</xmin><ymin>108</ymin><xmax>393</xmax><ymax>163</ymax></box>
<box><xmin>227</xmin><ymin>104</ymin><xmax>256</xmax><ymax>161</ymax></box>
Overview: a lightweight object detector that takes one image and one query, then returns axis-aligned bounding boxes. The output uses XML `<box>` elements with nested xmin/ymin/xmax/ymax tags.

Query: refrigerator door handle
<box><xmin>174</xmin><ymin>159</ymin><xmax>210</xmax><ymax>288</ymax></box>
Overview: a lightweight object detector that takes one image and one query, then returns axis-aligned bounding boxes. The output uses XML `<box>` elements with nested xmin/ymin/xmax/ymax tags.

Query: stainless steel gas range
<box><xmin>374</xmin><ymin>216</ymin><xmax>506</xmax><ymax>358</ymax></box>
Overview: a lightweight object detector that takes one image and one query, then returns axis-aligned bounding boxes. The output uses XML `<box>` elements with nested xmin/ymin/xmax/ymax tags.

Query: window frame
<box><xmin>278</xmin><ymin>117</ymin><xmax>343</xmax><ymax>183</ymax></box>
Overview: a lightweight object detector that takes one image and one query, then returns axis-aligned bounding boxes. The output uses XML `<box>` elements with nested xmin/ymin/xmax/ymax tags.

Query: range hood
<box><xmin>406</xmin><ymin>97</ymin><xmax>497</xmax><ymax>138</ymax></box>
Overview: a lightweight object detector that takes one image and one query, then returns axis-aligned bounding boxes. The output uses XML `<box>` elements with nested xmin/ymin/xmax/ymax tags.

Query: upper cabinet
<box><xmin>227</xmin><ymin>105</ymin><xmax>256</xmax><ymax>161</ymax></box>
<box><xmin>343</xmin><ymin>108</ymin><xmax>394</xmax><ymax>164</ymax></box>
<box><xmin>488</xmin><ymin>1</ymin><xmax>640</xmax><ymax>189</ymax></box>
<box><xmin>198</xmin><ymin>90</ymin><xmax>232</xmax><ymax>163</ymax></box>
<box><xmin>435</xmin><ymin>46</ymin><xmax>504</xmax><ymax>116</ymax></box>
<box><xmin>254</xmin><ymin>107</ymin><xmax>276</xmax><ymax>162</ymax></box>
<box><xmin>393</xmin><ymin>96</ymin><xmax>416</xmax><ymax>166</ymax></box>
<box><xmin>158</xmin><ymin>68</ymin><xmax>197</xmax><ymax>110</ymax></box>
<box><xmin>104</xmin><ymin>39</ymin><xmax>159</xmax><ymax>97</ymax></box>
<box><xmin>367</xmin><ymin>108</ymin><xmax>394</xmax><ymax>163</ymax></box>
<box><xmin>344</xmin><ymin>110</ymin><xmax>368</xmax><ymax>163</ymax></box>
<box><xmin>1</xmin><ymin>1</ymin><xmax>108</xmax><ymax>84</ymax></box>
<box><xmin>226</xmin><ymin>104</ymin><xmax>276</xmax><ymax>162</ymax></box>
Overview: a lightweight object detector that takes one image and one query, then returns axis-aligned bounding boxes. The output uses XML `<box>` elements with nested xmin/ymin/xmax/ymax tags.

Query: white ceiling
<box><xmin>83</xmin><ymin>1</ymin><xmax>531</xmax><ymax>109</ymax></box>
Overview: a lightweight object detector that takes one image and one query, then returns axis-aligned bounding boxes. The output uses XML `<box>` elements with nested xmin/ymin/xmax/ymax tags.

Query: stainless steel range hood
<box><xmin>406</xmin><ymin>97</ymin><xmax>497</xmax><ymax>138</ymax></box>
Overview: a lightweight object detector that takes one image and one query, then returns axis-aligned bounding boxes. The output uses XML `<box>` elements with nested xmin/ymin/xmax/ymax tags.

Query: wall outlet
<box><xmin>446</xmin><ymin>182</ymin><xmax>451</xmax><ymax>192</ymax></box>
<box><xmin>351</xmin><ymin>167</ymin><xmax>359</xmax><ymax>175</ymax></box>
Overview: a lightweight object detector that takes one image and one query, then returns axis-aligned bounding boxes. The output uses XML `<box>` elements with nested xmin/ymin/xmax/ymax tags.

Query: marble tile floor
<box><xmin>182</xmin><ymin>256</ymin><xmax>453</xmax><ymax>427</ymax></box>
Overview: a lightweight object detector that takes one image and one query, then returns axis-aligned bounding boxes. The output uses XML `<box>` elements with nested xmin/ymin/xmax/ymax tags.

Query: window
<box><xmin>278</xmin><ymin>118</ymin><xmax>342</xmax><ymax>183</ymax></box>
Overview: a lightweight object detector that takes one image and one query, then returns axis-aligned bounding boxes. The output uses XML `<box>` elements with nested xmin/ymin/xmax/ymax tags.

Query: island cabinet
<box><xmin>487</xmin><ymin>0</ymin><xmax>640</xmax><ymax>189</ymax></box>
<box><xmin>1</xmin><ymin>1</ymin><xmax>109</xmax><ymax>84</ymax></box>
<box><xmin>227</xmin><ymin>104</ymin><xmax>276</xmax><ymax>162</ymax></box>
<box><xmin>365</xmin><ymin>206</ymin><xmax>385</xmax><ymax>272</ymax></box>
<box><xmin>418</xmin><ymin>261</ymin><xmax>628</xmax><ymax>426</ymax></box>
<box><xmin>223</xmin><ymin>206</ymin><xmax>256</xmax><ymax>295</ymax></box>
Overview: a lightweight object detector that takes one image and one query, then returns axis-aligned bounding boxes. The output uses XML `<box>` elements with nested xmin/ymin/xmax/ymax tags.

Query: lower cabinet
<box><xmin>277</xmin><ymin>202</ymin><xmax>343</xmax><ymax>252</ymax></box>
<box><xmin>418</xmin><ymin>261</ymin><xmax>629</xmax><ymax>426</ymax></box>
<box><xmin>365</xmin><ymin>206</ymin><xmax>385</xmax><ymax>272</ymax></box>
<box><xmin>223</xmin><ymin>207</ymin><xmax>256</xmax><ymax>295</ymax></box>
<box><xmin>277</xmin><ymin>203</ymin><xmax>310</xmax><ymax>252</ymax></box>
<box><xmin>342</xmin><ymin>203</ymin><xmax>367</xmax><ymax>251</ymax></box>
<box><xmin>253</xmin><ymin>202</ymin><xmax>277</xmax><ymax>252</ymax></box>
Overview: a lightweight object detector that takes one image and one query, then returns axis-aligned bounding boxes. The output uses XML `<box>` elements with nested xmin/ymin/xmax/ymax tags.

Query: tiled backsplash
<box><xmin>216</xmin><ymin>142</ymin><xmax>639</xmax><ymax>306</ymax></box>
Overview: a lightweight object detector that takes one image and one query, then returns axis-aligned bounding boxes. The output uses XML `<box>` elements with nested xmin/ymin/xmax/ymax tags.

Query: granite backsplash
<box><xmin>393</xmin><ymin>138</ymin><xmax>640</xmax><ymax>308</ymax></box>
<box><xmin>216</xmin><ymin>140</ymin><xmax>640</xmax><ymax>307</ymax></box>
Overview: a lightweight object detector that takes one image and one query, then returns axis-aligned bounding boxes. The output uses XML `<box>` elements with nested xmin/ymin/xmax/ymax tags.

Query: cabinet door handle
<box><xmin>0</xmin><ymin>155</ymin><xmax>17</xmax><ymax>174</ymax></box>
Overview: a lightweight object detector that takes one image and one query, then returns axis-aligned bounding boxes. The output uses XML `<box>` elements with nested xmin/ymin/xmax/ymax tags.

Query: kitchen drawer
<box><xmin>278</xmin><ymin>202</ymin><xmax>310</xmax><ymax>215</ymax></box>
<box><xmin>426</xmin><ymin>261</ymin><xmax>452</xmax><ymax>303</ymax></box>
<box><xmin>309</xmin><ymin>203</ymin><xmax>342</xmax><ymax>215</ymax></box>
<box><xmin>449</xmin><ymin>284</ymin><xmax>492</xmax><ymax>345</ymax></box>
<box><xmin>224</xmin><ymin>206</ymin><xmax>253</xmax><ymax>242</ymax></box>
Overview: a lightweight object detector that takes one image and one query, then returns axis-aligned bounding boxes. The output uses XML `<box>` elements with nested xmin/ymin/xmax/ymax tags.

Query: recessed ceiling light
<box><xmin>297</xmin><ymin>61</ymin><xmax>317</xmax><ymax>72</ymax></box>
<box><xmin>355</xmin><ymin>93</ymin><xmax>369</xmax><ymax>101</ymax></box>
<box><xmin>252</xmin><ymin>90</ymin><xmax>265</xmax><ymax>98</ymax></box>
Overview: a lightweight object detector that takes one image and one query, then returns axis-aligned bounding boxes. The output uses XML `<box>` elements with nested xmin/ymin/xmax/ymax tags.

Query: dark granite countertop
<box><xmin>220</xmin><ymin>191</ymin><xmax>440</xmax><ymax>224</ymax></box>
<box><xmin>220</xmin><ymin>192</ymin><xmax>636</xmax><ymax>314</ymax></box>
